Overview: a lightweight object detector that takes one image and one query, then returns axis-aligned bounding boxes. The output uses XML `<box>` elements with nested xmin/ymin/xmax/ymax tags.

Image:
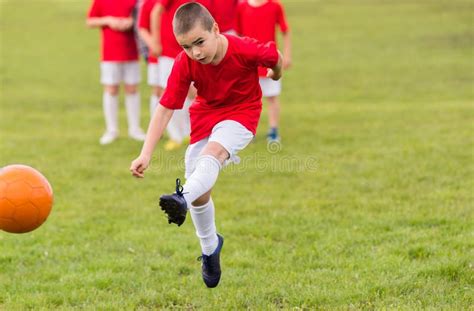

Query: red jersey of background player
<box><xmin>212</xmin><ymin>0</ymin><xmax>239</xmax><ymax>33</ymax></box>
<box><xmin>138</xmin><ymin>0</ymin><xmax>158</xmax><ymax>63</ymax></box>
<box><xmin>160</xmin><ymin>35</ymin><xmax>279</xmax><ymax>143</ymax></box>
<box><xmin>236</xmin><ymin>0</ymin><xmax>289</xmax><ymax>76</ymax></box>
<box><xmin>88</xmin><ymin>0</ymin><xmax>139</xmax><ymax>61</ymax></box>
<box><xmin>158</xmin><ymin>0</ymin><xmax>212</xmax><ymax>58</ymax></box>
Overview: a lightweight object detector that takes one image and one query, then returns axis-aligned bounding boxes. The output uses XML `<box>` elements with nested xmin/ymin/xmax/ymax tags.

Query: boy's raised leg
<box><xmin>159</xmin><ymin>154</ymin><xmax>222</xmax><ymax>225</ymax></box>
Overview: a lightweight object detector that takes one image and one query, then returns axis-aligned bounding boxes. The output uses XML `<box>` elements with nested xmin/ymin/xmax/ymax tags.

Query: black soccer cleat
<box><xmin>198</xmin><ymin>234</ymin><xmax>224</xmax><ymax>288</ymax></box>
<box><xmin>159</xmin><ymin>179</ymin><xmax>188</xmax><ymax>226</ymax></box>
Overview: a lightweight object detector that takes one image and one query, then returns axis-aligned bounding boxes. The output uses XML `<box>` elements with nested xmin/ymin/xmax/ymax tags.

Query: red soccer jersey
<box><xmin>138</xmin><ymin>0</ymin><xmax>159</xmax><ymax>63</ymax></box>
<box><xmin>160</xmin><ymin>35</ymin><xmax>279</xmax><ymax>143</ymax></box>
<box><xmin>158</xmin><ymin>0</ymin><xmax>212</xmax><ymax>58</ymax></box>
<box><xmin>236</xmin><ymin>0</ymin><xmax>288</xmax><ymax>76</ymax></box>
<box><xmin>212</xmin><ymin>0</ymin><xmax>239</xmax><ymax>32</ymax></box>
<box><xmin>88</xmin><ymin>0</ymin><xmax>139</xmax><ymax>61</ymax></box>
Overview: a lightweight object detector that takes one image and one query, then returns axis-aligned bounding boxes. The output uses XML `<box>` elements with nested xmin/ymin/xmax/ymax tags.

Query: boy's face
<box><xmin>175</xmin><ymin>22</ymin><xmax>220</xmax><ymax>65</ymax></box>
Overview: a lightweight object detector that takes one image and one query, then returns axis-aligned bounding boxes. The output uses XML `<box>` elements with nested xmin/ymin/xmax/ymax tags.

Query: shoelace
<box><xmin>197</xmin><ymin>255</ymin><xmax>209</xmax><ymax>264</ymax></box>
<box><xmin>175</xmin><ymin>178</ymin><xmax>184</xmax><ymax>196</ymax></box>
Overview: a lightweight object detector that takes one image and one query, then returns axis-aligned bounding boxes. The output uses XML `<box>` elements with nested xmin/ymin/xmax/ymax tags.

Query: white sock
<box><xmin>190</xmin><ymin>198</ymin><xmax>219</xmax><ymax>255</ymax></box>
<box><xmin>103</xmin><ymin>92</ymin><xmax>119</xmax><ymax>133</ymax></box>
<box><xmin>183</xmin><ymin>155</ymin><xmax>221</xmax><ymax>206</ymax></box>
<box><xmin>125</xmin><ymin>92</ymin><xmax>142</xmax><ymax>134</ymax></box>
<box><xmin>150</xmin><ymin>95</ymin><xmax>159</xmax><ymax>118</ymax></box>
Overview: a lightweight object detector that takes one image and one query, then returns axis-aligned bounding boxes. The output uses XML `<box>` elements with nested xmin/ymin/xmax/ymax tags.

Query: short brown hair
<box><xmin>173</xmin><ymin>2</ymin><xmax>215</xmax><ymax>35</ymax></box>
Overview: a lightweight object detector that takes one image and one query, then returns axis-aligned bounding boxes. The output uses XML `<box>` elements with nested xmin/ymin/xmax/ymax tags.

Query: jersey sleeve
<box><xmin>159</xmin><ymin>52</ymin><xmax>192</xmax><ymax>110</ymax></box>
<box><xmin>87</xmin><ymin>0</ymin><xmax>102</xmax><ymax>17</ymax></box>
<box><xmin>138</xmin><ymin>1</ymin><xmax>150</xmax><ymax>29</ymax></box>
<box><xmin>276</xmin><ymin>2</ymin><xmax>289</xmax><ymax>33</ymax></box>
<box><xmin>240</xmin><ymin>36</ymin><xmax>279</xmax><ymax>69</ymax></box>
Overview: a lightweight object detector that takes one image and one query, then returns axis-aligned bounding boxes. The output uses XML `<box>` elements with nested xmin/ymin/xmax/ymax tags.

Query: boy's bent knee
<box><xmin>201</xmin><ymin>142</ymin><xmax>229</xmax><ymax>165</ymax></box>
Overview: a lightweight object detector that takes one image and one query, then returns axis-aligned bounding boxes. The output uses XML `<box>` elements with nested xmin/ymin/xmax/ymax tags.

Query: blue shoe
<box><xmin>198</xmin><ymin>234</ymin><xmax>224</xmax><ymax>288</ymax></box>
<box><xmin>266</xmin><ymin>128</ymin><xmax>280</xmax><ymax>142</ymax></box>
<box><xmin>159</xmin><ymin>179</ymin><xmax>188</xmax><ymax>226</ymax></box>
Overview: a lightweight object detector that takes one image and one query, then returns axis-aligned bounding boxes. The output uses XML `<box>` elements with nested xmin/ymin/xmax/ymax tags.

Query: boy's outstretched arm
<box><xmin>267</xmin><ymin>50</ymin><xmax>283</xmax><ymax>81</ymax></box>
<box><xmin>130</xmin><ymin>105</ymin><xmax>174</xmax><ymax>178</ymax></box>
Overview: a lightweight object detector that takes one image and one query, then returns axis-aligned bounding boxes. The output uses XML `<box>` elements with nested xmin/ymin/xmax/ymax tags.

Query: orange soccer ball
<box><xmin>0</xmin><ymin>165</ymin><xmax>54</xmax><ymax>233</ymax></box>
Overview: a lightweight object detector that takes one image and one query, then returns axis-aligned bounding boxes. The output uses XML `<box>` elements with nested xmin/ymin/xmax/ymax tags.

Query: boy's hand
<box><xmin>130</xmin><ymin>154</ymin><xmax>151</xmax><ymax>178</ymax></box>
<box><xmin>266</xmin><ymin>68</ymin><xmax>282</xmax><ymax>81</ymax></box>
<box><xmin>118</xmin><ymin>17</ymin><xmax>134</xmax><ymax>31</ymax></box>
<box><xmin>267</xmin><ymin>50</ymin><xmax>283</xmax><ymax>81</ymax></box>
<box><xmin>108</xmin><ymin>17</ymin><xmax>133</xmax><ymax>31</ymax></box>
<box><xmin>107</xmin><ymin>17</ymin><xmax>121</xmax><ymax>30</ymax></box>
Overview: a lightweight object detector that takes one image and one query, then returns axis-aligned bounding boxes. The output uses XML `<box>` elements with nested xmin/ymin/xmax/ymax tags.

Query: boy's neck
<box><xmin>248</xmin><ymin>0</ymin><xmax>268</xmax><ymax>7</ymax></box>
<box><xmin>211</xmin><ymin>34</ymin><xmax>228</xmax><ymax>65</ymax></box>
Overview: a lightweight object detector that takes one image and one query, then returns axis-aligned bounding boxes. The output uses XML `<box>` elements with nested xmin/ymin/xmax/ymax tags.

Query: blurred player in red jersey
<box><xmin>147</xmin><ymin>0</ymin><xmax>211</xmax><ymax>151</ymax></box>
<box><xmin>130</xmin><ymin>3</ymin><xmax>282</xmax><ymax>288</ymax></box>
<box><xmin>87</xmin><ymin>0</ymin><xmax>147</xmax><ymax>145</ymax></box>
<box><xmin>237</xmin><ymin>0</ymin><xmax>292</xmax><ymax>143</ymax></box>
<box><xmin>138</xmin><ymin>0</ymin><xmax>163</xmax><ymax>117</ymax></box>
<box><xmin>211</xmin><ymin>0</ymin><xmax>239</xmax><ymax>35</ymax></box>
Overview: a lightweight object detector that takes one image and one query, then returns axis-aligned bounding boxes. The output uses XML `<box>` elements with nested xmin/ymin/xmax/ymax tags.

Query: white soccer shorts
<box><xmin>100</xmin><ymin>61</ymin><xmax>141</xmax><ymax>85</ymax></box>
<box><xmin>147</xmin><ymin>62</ymin><xmax>160</xmax><ymax>86</ymax></box>
<box><xmin>157</xmin><ymin>56</ymin><xmax>175</xmax><ymax>88</ymax></box>
<box><xmin>259</xmin><ymin>77</ymin><xmax>282</xmax><ymax>97</ymax></box>
<box><xmin>184</xmin><ymin>120</ymin><xmax>254</xmax><ymax>179</ymax></box>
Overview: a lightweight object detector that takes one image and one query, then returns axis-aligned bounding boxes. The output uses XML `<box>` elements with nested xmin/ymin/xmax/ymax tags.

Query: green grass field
<box><xmin>1</xmin><ymin>0</ymin><xmax>473</xmax><ymax>309</ymax></box>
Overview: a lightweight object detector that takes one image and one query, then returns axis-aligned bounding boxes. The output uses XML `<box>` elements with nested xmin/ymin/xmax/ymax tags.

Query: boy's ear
<box><xmin>213</xmin><ymin>22</ymin><xmax>220</xmax><ymax>35</ymax></box>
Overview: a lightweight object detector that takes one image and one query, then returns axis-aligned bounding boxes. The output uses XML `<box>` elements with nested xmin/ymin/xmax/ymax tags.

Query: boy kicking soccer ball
<box><xmin>130</xmin><ymin>2</ymin><xmax>282</xmax><ymax>288</ymax></box>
